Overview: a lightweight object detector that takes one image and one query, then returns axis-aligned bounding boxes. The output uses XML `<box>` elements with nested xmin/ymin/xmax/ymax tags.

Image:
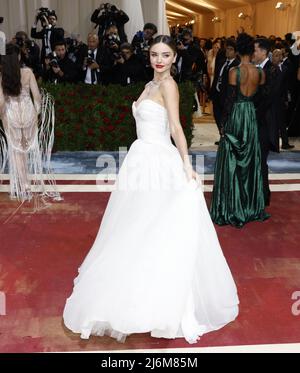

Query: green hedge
<box><xmin>0</xmin><ymin>82</ymin><xmax>195</xmax><ymax>152</ymax></box>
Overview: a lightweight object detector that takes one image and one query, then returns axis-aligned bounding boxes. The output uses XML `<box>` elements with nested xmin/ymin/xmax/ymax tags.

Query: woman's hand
<box><xmin>184</xmin><ymin>164</ymin><xmax>201</xmax><ymax>184</ymax></box>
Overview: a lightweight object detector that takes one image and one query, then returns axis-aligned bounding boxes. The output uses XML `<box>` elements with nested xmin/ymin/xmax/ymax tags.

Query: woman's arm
<box><xmin>160</xmin><ymin>78</ymin><xmax>196</xmax><ymax>178</ymax></box>
<box><xmin>28</xmin><ymin>69</ymin><xmax>41</xmax><ymax>114</ymax></box>
<box><xmin>0</xmin><ymin>82</ymin><xmax>5</xmax><ymax>114</ymax></box>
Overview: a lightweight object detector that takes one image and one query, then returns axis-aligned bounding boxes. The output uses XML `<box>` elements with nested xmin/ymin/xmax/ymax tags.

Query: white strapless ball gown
<box><xmin>63</xmin><ymin>99</ymin><xmax>239</xmax><ymax>344</ymax></box>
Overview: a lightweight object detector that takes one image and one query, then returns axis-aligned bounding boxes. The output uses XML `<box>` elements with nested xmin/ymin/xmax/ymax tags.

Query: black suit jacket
<box><xmin>210</xmin><ymin>58</ymin><xmax>240</xmax><ymax>102</ymax></box>
<box><xmin>80</xmin><ymin>46</ymin><xmax>103</xmax><ymax>84</ymax></box>
<box><xmin>112</xmin><ymin>54</ymin><xmax>147</xmax><ymax>85</ymax></box>
<box><xmin>43</xmin><ymin>55</ymin><xmax>79</xmax><ymax>83</ymax></box>
<box><xmin>31</xmin><ymin>26</ymin><xmax>64</xmax><ymax>60</ymax></box>
<box><xmin>175</xmin><ymin>50</ymin><xmax>194</xmax><ymax>82</ymax></box>
<box><xmin>256</xmin><ymin>60</ymin><xmax>280</xmax><ymax>152</ymax></box>
<box><xmin>282</xmin><ymin>58</ymin><xmax>297</xmax><ymax>96</ymax></box>
<box><xmin>91</xmin><ymin>9</ymin><xmax>129</xmax><ymax>43</ymax></box>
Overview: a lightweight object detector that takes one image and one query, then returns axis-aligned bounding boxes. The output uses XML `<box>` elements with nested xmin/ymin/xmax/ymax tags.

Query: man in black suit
<box><xmin>31</xmin><ymin>10</ymin><xmax>64</xmax><ymax>64</ymax></box>
<box><xmin>91</xmin><ymin>3</ymin><xmax>129</xmax><ymax>43</ymax></box>
<box><xmin>43</xmin><ymin>41</ymin><xmax>79</xmax><ymax>84</ymax></box>
<box><xmin>174</xmin><ymin>41</ymin><xmax>194</xmax><ymax>82</ymax></box>
<box><xmin>273</xmin><ymin>47</ymin><xmax>294</xmax><ymax>149</ymax></box>
<box><xmin>254</xmin><ymin>38</ymin><xmax>281</xmax><ymax>206</ymax></box>
<box><xmin>80</xmin><ymin>33</ymin><xmax>103</xmax><ymax>85</ymax></box>
<box><xmin>181</xmin><ymin>29</ymin><xmax>207</xmax><ymax>75</ymax></box>
<box><xmin>210</xmin><ymin>38</ymin><xmax>240</xmax><ymax>144</ymax></box>
<box><xmin>112</xmin><ymin>43</ymin><xmax>146</xmax><ymax>85</ymax></box>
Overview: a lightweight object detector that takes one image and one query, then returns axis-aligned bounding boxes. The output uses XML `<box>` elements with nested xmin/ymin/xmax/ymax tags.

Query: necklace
<box><xmin>151</xmin><ymin>75</ymin><xmax>172</xmax><ymax>85</ymax></box>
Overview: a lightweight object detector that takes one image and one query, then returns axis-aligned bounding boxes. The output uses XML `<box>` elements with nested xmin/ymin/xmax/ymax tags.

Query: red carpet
<box><xmin>0</xmin><ymin>190</ymin><xmax>299</xmax><ymax>352</ymax></box>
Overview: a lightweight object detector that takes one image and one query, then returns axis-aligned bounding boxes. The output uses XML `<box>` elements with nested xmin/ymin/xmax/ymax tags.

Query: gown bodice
<box><xmin>132</xmin><ymin>99</ymin><xmax>173</xmax><ymax>148</ymax></box>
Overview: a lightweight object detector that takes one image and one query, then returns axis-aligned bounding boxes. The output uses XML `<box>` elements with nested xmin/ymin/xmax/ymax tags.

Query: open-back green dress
<box><xmin>210</xmin><ymin>66</ymin><xmax>270</xmax><ymax>227</ymax></box>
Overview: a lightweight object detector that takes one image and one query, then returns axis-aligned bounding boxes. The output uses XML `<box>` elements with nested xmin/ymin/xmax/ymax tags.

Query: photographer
<box><xmin>12</xmin><ymin>31</ymin><xmax>42</xmax><ymax>77</ymax></box>
<box><xmin>98</xmin><ymin>25</ymin><xmax>124</xmax><ymax>85</ymax></box>
<box><xmin>131</xmin><ymin>23</ymin><xmax>158</xmax><ymax>81</ymax></box>
<box><xmin>65</xmin><ymin>33</ymin><xmax>87</xmax><ymax>69</ymax></box>
<box><xmin>91</xmin><ymin>3</ymin><xmax>129</xmax><ymax>43</ymax></box>
<box><xmin>174</xmin><ymin>35</ymin><xmax>194</xmax><ymax>82</ymax></box>
<box><xmin>112</xmin><ymin>43</ymin><xmax>146</xmax><ymax>85</ymax></box>
<box><xmin>132</xmin><ymin>23</ymin><xmax>157</xmax><ymax>56</ymax></box>
<box><xmin>81</xmin><ymin>33</ymin><xmax>110</xmax><ymax>85</ymax></box>
<box><xmin>31</xmin><ymin>8</ymin><xmax>64</xmax><ymax>64</ymax></box>
<box><xmin>181</xmin><ymin>29</ymin><xmax>207</xmax><ymax>75</ymax></box>
<box><xmin>43</xmin><ymin>41</ymin><xmax>78</xmax><ymax>84</ymax></box>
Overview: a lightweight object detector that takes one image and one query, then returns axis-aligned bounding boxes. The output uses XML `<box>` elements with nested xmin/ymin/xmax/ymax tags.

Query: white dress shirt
<box><xmin>85</xmin><ymin>49</ymin><xmax>99</xmax><ymax>85</ymax></box>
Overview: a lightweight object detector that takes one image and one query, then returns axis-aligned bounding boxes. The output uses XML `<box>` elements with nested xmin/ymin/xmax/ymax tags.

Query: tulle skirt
<box><xmin>63</xmin><ymin>139</ymin><xmax>239</xmax><ymax>344</ymax></box>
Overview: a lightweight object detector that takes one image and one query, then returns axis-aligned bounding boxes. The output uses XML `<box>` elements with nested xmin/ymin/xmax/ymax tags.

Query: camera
<box><xmin>0</xmin><ymin>17</ymin><xmax>3</xmax><ymax>24</ymax></box>
<box><xmin>47</xmin><ymin>52</ymin><xmax>59</xmax><ymax>68</ymax></box>
<box><xmin>65</xmin><ymin>36</ymin><xmax>79</xmax><ymax>54</ymax></box>
<box><xmin>112</xmin><ymin>52</ymin><xmax>122</xmax><ymax>61</ymax></box>
<box><xmin>16</xmin><ymin>36</ymin><xmax>33</xmax><ymax>50</ymax></box>
<box><xmin>86</xmin><ymin>50</ymin><xmax>95</xmax><ymax>65</ymax></box>
<box><xmin>105</xmin><ymin>34</ymin><xmax>120</xmax><ymax>49</ymax></box>
<box><xmin>103</xmin><ymin>3</ymin><xmax>118</xmax><ymax>13</ymax></box>
<box><xmin>175</xmin><ymin>34</ymin><xmax>185</xmax><ymax>46</ymax></box>
<box><xmin>36</xmin><ymin>7</ymin><xmax>51</xmax><ymax>22</ymax></box>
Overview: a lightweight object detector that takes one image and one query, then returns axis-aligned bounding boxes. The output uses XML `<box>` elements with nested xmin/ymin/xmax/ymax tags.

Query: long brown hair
<box><xmin>1</xmin><ymin>44</ymin><xmax>22</xmax><ymax>97</ymax></box>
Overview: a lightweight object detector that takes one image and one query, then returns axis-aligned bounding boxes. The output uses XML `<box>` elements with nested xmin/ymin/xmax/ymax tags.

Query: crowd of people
<box><xmin>8</xmin><ymin>4</ymin><xmax>157</xmax><ymax>85</ymax></box>
<box><xmin>6</xmin><ymin>5</ymin><xmax>300</xmax><ymax>147</ymax></box>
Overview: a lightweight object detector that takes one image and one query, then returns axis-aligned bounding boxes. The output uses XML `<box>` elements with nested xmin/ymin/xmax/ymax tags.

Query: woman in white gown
<box><xmin>63</xmin><ymin>35</ymin><xmax>239</xmax><ymax>344</ymax></box>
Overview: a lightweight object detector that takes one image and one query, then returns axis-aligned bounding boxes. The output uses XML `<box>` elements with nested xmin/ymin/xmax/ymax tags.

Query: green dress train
<box><xmin>210</xmin><ymin>67</ymin><xmax>270</xmax><ymax>228</ymax></box>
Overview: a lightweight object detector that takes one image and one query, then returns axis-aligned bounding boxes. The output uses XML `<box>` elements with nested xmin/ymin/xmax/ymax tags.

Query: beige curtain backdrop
<box><xmin>212</xmin><ymin>0</ymin><xmax>300</xmax><ymax>38</ymax></box>
<box><xmin>0</xmin><ymin>0</ymin><xmax>168</xmax><ymax>42</ymax></box>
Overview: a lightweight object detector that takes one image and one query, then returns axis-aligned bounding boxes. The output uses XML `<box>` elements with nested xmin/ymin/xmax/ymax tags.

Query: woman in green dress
<box><xmin>210</xmin><ymin>33</ymin><xmax>270</xmax><ymax>228</ymax></box>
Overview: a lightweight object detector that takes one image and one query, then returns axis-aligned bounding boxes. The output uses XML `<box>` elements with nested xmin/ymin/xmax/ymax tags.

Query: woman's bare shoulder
<box><xmin>160</xmin><ymin>76</ymin><xmax>178</xmax><ymax>91</ymax></box>
<box><xmin>21</xmin><ymin>67</ymin><xmax>34</xmax><ymax>78</ymax></box>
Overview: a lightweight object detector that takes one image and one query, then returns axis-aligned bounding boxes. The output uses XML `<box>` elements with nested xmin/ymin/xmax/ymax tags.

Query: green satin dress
<box><xmin>210</xmin><ymin>67</ymin><xmax>270</xmax><ymax>228</ymax></box>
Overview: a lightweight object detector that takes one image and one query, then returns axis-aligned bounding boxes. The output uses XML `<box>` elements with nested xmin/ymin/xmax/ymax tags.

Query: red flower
<box><xmin>119</xmin><ymin>113</ymin><xmax>126</xmax><ymax>120</ymax></box>
<box><xmin>87</xmin><ymin>128</ymin><xmax>94</xmax><ymax>136</ymax></box>
<box><xmin>107</xmin><ymin>125</ymin><xmax>115</xmax><ymax>132</ymax></box>
<box><xmin>103</xmin><ymin>117</ymin><xmax>110</xmax><ymax>124</ymax></box>
<box><xmin>58</xmin><ymin>108</ymin><xmax>65</xmax><ymax>114</ymax></box>
<box><xmin>85</xmin><ymin>142</ymin><xmax>94</xmax><ymax>150</ymax></box>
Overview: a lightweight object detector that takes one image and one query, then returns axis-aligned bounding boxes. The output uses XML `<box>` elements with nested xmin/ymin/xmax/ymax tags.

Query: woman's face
<box><xmin>150</xmin><ymin>42</ymin><xmax>176</xmax><ymax>74</ymax></box>
<box><xmin>213</xmin><ymin>42</ymin><xmax>220</xmax><ymax>53</ymax></box>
